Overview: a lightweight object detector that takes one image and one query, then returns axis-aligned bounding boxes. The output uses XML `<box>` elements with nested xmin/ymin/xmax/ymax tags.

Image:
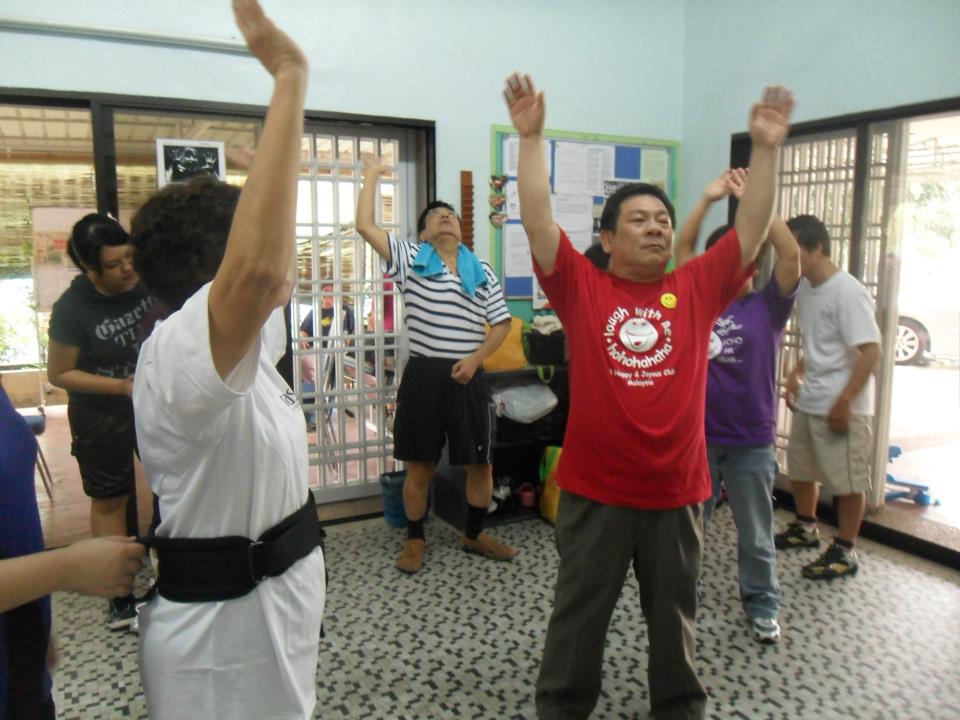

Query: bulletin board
<box><xmin>488</xmin><ymin>124</ymin><xmax>679</xmax><ymax>310</ymax></box>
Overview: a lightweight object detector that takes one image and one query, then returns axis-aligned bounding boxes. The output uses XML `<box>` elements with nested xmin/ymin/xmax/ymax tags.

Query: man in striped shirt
<box><xmin>358</xmin><ymin>154</ymin><xmax>515</xmax><ymax>574</ymax></box>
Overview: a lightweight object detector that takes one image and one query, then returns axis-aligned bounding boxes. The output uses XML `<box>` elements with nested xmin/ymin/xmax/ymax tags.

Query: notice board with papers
<box><xmin>488</xmin><ymin>124</ymin><xmax>679</xmax><ymax>311</ymax></box>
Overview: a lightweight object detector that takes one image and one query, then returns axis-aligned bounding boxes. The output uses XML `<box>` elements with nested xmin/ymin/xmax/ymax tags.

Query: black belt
<box><xmin>148</xmin><ymin>493</ymin><xmax>324</xmax><ymax>603</ymax></box>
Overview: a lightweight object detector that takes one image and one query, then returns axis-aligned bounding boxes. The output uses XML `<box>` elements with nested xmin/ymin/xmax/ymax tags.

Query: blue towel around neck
<box><xmin>412</xmin><ymin>242</ymin><xmax>488</xmax><ymax>297</ymax></box>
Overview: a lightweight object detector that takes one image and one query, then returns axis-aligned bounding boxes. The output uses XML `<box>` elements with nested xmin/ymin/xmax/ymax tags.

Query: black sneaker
<box><xmin>106</xmin><ymin>600</ymin><xmax>136</xmax><ymax>630</ymax></box>
<box><xmin>774</xmin><ymin>521</ymin><xmax>821</xmax><ymax>550</ymax></box>
<box><xmin>802</xmin><ymin>543</ymin><xmax>859</xmax><ymax>580</ymax></box>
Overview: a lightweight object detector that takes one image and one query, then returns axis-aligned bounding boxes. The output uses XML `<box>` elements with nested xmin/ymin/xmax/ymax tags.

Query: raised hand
<box><xmin>503</xmin><ymin>73</ymin><xmax>545</xmax><ymax>138</ymax></box>
<box><xmin>232</xmin><ymin>0</ymin><xmax>307</xmax><ymax>78</ymax></box>
<box><xmin>727</xmin><ymin>167</ymin><xmax>747</xmax><ymax>199</ymax></box>
<box><xmin>361</xmin><ymin>153</ymin><xmax>391</xmax><ymax>180</ymax></box>
<box><xmin>704</xmin><ymin>170</ymin><xmax>734</xmax><ymax>201</ymax></box>
<box><xmin>749</xmin><ymin>85</ymin><xmax>794</xmax><ymax>148</ymax></box>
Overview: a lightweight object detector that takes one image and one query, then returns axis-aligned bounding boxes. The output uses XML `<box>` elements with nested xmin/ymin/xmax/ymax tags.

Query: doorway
<box><xmin>874</xmin><ymin>112</ymin><xmax>960</xmax><ymax>526</ymax></box>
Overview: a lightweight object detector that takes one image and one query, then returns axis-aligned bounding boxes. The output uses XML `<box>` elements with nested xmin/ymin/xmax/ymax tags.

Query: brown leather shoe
<box><xmin>460</xmin><ymin>532</ymin><xmax>516</xmax><ymax>561</ymax></box>
<box><xmin>396</xmin><ymin>539</ymin><xmax>425</xmax><ymax>574</ymax></box>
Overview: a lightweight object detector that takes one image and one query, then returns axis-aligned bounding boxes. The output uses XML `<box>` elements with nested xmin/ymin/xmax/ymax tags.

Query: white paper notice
<box><xmin>532</xmin><ymin>274</ymin><xmax>550</xmax><ymax>309</ymax></box>
<box><xmin>552</xmin><ymin>195</ymin><xmax>593</xmax><ymax>252</ymax></box>
<box><xmin>553</xmin><ymin>142</ymin><xmax>587</xmax><ymax>195</ymax></box>
<box><xmin>503</xmin><ymin>136</ymin><xmax>519</xmax><ymax>176</ymax></box>
<box><xmin>503</xmin><ymin>135</ymin><xmax>553</xmax><ymax>178</ymax></box>
<box><xmin>640</xmin><ymin>148</ymin><xmax>670</xmax><ymax>189</ymax></box>
<box><xmin>503</xmin><ymin>223</ymin><xmax>533</xmax><ymax>278</ymax></box>
<box><xmin>504</xmin><ymin>180</ymin><xmax>520</xmax><ymax>220</ymax></box>
<box><xmin>585</xmin><ymin>145</ymin><xmax>615</xmax><ymax>195</ymax></box>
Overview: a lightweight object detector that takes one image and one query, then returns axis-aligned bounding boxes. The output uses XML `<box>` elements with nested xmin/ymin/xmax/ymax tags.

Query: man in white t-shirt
<box><xmin>776</xmin><ymin>215</ymin><xmax>881</xmax><ymax>580</ymax></box>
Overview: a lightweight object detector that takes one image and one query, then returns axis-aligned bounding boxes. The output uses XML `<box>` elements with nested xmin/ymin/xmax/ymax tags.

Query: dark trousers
<box><xmin>536</xmin><ymin>491</ymin><xmax>707</xmax><ymax>720</ymax></box>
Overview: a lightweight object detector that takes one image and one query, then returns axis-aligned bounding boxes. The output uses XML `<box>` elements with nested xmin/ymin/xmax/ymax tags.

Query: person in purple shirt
<box><xmin>675</xmin><ymin>169</ymin><xmax>800</xmax><ymax>644</ymax></box>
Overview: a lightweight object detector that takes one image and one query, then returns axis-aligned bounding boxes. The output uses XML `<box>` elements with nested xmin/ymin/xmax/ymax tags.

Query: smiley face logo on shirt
<box><xmin>619</xmin><ymin>317</ymin><xmax>659</xmax><ymax>353</ymax></box>
<box><xmin>660</xmin><ymin>293</ymin><xmax>677</xmax><ymax>309</ymax></box>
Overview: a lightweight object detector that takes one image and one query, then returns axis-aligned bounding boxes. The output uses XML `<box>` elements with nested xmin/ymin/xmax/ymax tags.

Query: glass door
<box><xmin>0</xmin><ymin>104</ymin><xmax>97</xmax><ymax>389</ymax></box>
<box><xmin>868</xmin><ymin>112</ymin><xmax>960</xmax><ymax>522</ymax></box>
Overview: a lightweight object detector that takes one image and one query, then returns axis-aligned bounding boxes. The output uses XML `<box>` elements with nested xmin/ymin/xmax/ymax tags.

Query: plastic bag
<box><xmin>490</xmin><ymin>382</ymin><xmax>558</xmax><ymax>424</ymax></box>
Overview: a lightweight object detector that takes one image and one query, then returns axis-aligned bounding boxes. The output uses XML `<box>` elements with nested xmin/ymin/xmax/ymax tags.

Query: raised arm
<box><xmin>675</xmin><ymin>169</ymin><xmax>745</xmax><ymax>267</ymax></box>
<box><xmin>207</xmin><ymin>0</ymin><xmax>308</xmax><ymax>379</ymax></box>
<box><xmin>0</xmin><ymin>536</ymin><xmax>145</xmax><ymax>614</ymax></box>
<box><xmin>503</xmin><ymin>73</ymin><xmax>561</xmax><ymax>275</ymax></box>
<box><xmin>768</xmin><ymin>214</ymin><xmax>800</xmax><ymax>296</ymax></box>
<box><xmin>735</xmin><ymin>86</ymin><xmax>794</xmax><ymax>271</ymax></box>
<box><xmin>356</xmin><ymin>154</ymin><xmax>391</xmax><ymax>261</ymax></box>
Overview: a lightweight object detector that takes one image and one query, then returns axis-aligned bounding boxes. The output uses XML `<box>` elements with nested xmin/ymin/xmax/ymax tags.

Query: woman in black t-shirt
<box><xmin>47</xmin><ymin>213</ymin><xmax>151</xmax><ymax>630</ymax></box>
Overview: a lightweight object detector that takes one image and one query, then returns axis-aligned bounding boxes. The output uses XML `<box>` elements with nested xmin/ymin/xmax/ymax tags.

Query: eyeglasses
<box><xmin>425</xmin><ymin>206</ymin><xmax>458</xmax><ymax>221</ymax></box>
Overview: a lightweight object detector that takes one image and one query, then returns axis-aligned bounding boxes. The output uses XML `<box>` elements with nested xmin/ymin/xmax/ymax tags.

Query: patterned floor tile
<box><xmin>49</xmin><ymin>508</ymin><xmax>960</xmax><ymax>719</ymax></box>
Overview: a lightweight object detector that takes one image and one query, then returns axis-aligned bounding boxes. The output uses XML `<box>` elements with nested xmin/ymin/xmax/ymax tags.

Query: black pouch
<box><xmin>522</xmin><ymin>326</ymin><xmax>567</xmax><ymax>366</ymax></box>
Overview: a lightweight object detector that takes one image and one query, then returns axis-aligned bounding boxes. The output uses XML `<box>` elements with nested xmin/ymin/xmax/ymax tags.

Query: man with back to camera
<box><xmin>675</xmin><ymin>168</ymin><xmax>801</xmax><ymax>645</ymax></box>
<box><xmin>356</xmin><ymin>153</ymin><xmax>515</xmax><ymax>574</ymax></box>
<box><xmin>504</xmin><ymin>71</ymin><xmax>794</xmax><ymax>719</ymax></box>
<box><xmin>775</xmin><ymin>214</ymin><xmax>881</xmax><ymax>580</ymax></box>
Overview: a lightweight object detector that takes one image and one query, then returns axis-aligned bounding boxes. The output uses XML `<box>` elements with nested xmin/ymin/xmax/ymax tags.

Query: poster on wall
<box><xmin>32</xmin><ymin>208</ymin><xmax>133</xmax><ymax>311</ymax></box>
<box><xmin>155</xmin><ymin>139</ymin><xmax>226</xmax><ymax>188</ymax></box>
<box><xmin>492</xmin><ymin>125</ymin><xmax>678</xmax><ymax>303</ymax></box>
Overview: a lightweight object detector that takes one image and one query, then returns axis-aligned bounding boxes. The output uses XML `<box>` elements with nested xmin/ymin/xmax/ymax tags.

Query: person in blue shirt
<box><xmin>0</xmin><ymin>375</ymin><xmax>144</xmax><ymax>720</ymax></box>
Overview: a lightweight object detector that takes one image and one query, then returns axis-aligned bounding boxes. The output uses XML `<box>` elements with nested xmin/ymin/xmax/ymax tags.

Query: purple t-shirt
<box><xmin>705</xmin><ymin>273</ymin><xmax>797</xmax><ymax>445</ymax></box>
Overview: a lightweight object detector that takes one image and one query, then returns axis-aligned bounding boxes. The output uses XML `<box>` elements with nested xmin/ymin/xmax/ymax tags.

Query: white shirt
<box><xmin>133</xmin><ymin>283</ymin><xmax>325</xmax><ymax>720</ymax></box>
<box><xmin>795</xmin><ymin>271</ymin><xmax>881</xmax><ymax>416</ymax></box>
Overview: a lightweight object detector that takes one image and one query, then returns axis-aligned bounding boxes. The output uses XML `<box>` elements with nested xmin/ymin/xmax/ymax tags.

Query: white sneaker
<box><xmin>750</xmin><ymin>616</ymin><xmax>781</xmax><ymax>644</ymax></box>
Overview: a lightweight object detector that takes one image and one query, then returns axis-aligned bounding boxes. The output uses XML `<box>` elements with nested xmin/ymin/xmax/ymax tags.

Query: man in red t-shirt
<box><xmin>504</xmin><ymin>73</ymin><xmax>794</xmax><ymax>720</ymax></box>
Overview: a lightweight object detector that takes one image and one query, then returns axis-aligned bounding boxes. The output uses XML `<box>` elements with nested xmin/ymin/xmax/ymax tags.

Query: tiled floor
<box><xmin>50</xmin><ymin>508</ymin><xmax>960</xmax><ymax>719</ymax></box>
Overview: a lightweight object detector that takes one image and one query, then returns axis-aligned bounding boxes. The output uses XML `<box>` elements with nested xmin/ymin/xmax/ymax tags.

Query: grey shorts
<box><xmin>787</xmin><ymin>410</ymin><xmax>872</xmax><ymax>496</ymax></box>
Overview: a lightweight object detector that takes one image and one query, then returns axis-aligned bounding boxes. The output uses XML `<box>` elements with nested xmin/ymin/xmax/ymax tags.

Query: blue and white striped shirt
<box><xmin>385</xmin><ymin>233</ymin><xmax>511</xmax><ymax>359</ymax></box>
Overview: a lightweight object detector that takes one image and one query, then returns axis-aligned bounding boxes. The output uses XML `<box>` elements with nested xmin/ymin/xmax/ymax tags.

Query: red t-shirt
<box><xmin>535</xmin><ymin>227</ymin><xmax>744</xmax><ymax>509</ymax></box>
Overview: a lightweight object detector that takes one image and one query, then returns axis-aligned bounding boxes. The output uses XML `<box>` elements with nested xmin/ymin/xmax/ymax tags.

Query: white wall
<box><xmin>5</xmin><ymin>1</ymin><xmax>958</xmax><ymax>260</ymax></box>
<box><xmin>0</xmin><ymin>0</ymin><xmax>686</xmax><ymax>261</ymax></box>
<box><xmin>681</xmin><ymin>0</ymin><xmax>960</xmax><ymax>240</ymax></box>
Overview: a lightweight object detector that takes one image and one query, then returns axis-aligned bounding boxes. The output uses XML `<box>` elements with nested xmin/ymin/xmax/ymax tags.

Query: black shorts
<box><xmin>392</xmin><ymin>356</ymin><xmax>495</xmax><ymax>466</ymax></box>
<box><xmin>68</xmin><ymin>401</ymin><xmax>138</xmax><ymax>500</ymax></box>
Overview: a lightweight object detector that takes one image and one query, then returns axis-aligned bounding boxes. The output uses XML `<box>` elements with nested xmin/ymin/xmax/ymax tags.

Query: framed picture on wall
<box><xmin>155</xmin><ymin>139</ymin><xmax>226</xmax><ymax>188</ymax></box>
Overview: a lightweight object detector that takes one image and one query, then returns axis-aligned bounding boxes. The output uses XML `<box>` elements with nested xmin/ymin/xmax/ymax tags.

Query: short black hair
<box><xmin>584</xmin><ymin>243</ymin><xmax>610</xmax><ymax>270</ymax></box>
<box><xmin>787</xmin><ymin>214</ymin><xmax>831</xmax><ymax>256</ymax></box>
<box><xmin>705</xmin><ymin>223</ymin><xmax>733</xmax><ymax>251</ymax></box>
<box><xmin>130</xmin><ymin>175</ymin><xmax>241</xmax><ymax>310</ymax></box>
<box><xmin>67</xmin><ymin>213</ymin><xmax>130</xmax><ymax>273</ymax></box>
<box><xmin>416</xmin><ymin>200</ymin><xmax>459</xmax><ymax>236</ymax></box>
<box><xmin>599</xmin><ymin>183</ymin><xmax>676</xmax><ymax>234</ymax></box>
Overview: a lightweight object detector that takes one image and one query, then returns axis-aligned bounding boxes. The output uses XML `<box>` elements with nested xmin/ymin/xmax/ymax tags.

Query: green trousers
<box><xmin>535</xmin><ymin>491</ymin><xmax>707</xmax><ymax>720</ymax></box>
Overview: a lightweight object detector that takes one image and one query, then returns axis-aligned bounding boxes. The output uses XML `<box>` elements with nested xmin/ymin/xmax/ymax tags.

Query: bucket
<box><xmin>518</xmin><ymin>482</ymin><xmax>537</xmax><ymax>508</ymax></box>
<box><xmin>380</xmin><ymin>471</ymin><xmax>407</xmax><ymax>528</ymax></box>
